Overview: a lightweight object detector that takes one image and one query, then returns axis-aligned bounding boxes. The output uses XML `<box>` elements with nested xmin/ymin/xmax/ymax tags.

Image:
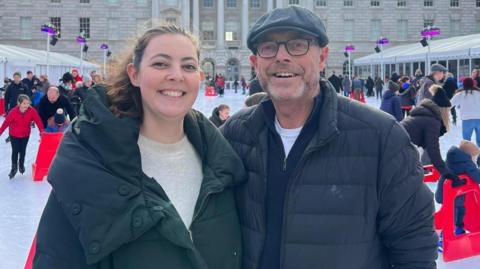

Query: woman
<box><xmin>380</xmin><ymin>80</ymin><xmax>403</xmax><ymax>121</ymax></box>
<box><xmin>471</xmin><ymin>68</ymin><xmax>480</xmax><ymax>88</ymax></box>
<box><xmin>451</xmin><ymin>77</ymin><xmax>480</xmax><ymax>147</ymax></box>
<box><xmin>0</xmin><ymin>94</ymin><xmax>44</xmax><ymax>179</ymax></box>
<box><xmin>34</xmin><ymin>25</ymin><xmax>245</xmax><ymax>268</ymax></box>
<box><xmin>398</xmin><ymin>76</ymin><xmax>416</xmax><ymax>117</ymax></box>
<box><xmin>374</xmin><ymin>76</ymin><xmax>384</xmax><ymax>99</ymax></box>
<box><xmin>401</xmin><ymin>85</ymin><xmax>455</xmax><ymax>179</ymax></box>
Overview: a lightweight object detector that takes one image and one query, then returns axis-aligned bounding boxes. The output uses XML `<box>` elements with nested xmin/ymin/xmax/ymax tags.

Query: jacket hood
<box><xmin>47</xmin><ymin>85</ymin><xmax>245</xmax><ymax>264</ymax></box>
<box><xmin>446</xmin><ymin>146</ymin><xmax>472</xmax><ymax>169</ymax></box>
<box><xmin>410</xmin><ymin>99</ymin><xmax>441</xmax><ymax>121</ymax></box>
<box><xmin>382</xmin><ymin>89</ymin><xmax>396</xmax><ymax>100</ymax></box>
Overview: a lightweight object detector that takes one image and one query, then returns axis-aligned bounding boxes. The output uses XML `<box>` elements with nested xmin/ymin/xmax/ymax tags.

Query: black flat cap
<box><xmin>247</xmin><ymin>5</ymin><xmax>329</xmax><ymax>54</ymax></box>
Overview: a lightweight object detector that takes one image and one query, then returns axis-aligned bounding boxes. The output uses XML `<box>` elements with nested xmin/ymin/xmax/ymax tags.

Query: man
<box><xmin>4</xmin><ymin>72</ymin><xmax>31</xmax><ymax>113</ymax></box>
<box><xmin>327</xmin><ymin>70</ymin><xmax>342</xmax><ymax>93</ymax></box>
<box><xmin>417</xmin><ymin>63</ymin><xmax>447</xmax><ymax>102</ymax></box>
<box><xmin>21</xmin><ymin>71</ymin><xmax>39</xmax><ymax>94</ymax></box>
<box><xmin>38</xmin><ymin>86</ymin><xmax>76</xmax><ymax>128</ymax></box>
<box><xmin>221</xmin><ymin>6</ymin><xmax>437</xmax><ymax>268</ymax></box>
<box><xmin>209</xmin><ymin>104</ymin><xmax>230</xmax><ymax>128</ymax></box>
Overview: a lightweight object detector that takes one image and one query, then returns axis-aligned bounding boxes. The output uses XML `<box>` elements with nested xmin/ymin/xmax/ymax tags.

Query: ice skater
<box><xmin>0</xmin><ymin>94</ymin><xmax>44</xmax><ymax>179</ymax></box>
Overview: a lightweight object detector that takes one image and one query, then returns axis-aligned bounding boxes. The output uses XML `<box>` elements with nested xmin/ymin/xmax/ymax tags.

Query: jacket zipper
<box><xmin>189</xmin><ymin>186</ymin><xmax>223</xmax><ymax>243</ymax></box>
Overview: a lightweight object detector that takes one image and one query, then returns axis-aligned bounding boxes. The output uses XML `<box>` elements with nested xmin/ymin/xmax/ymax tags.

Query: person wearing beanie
<box><xmin>417</xmin><ymin>63</ymin><xmax>447</xmax><ymax>102</ymax></box>
<box><xmin>401</xmin><ymin>85</ymin><xmax>456</xmax><ymax>185</ymax></box>
<box><xmin>58</xmin><ymin>72</ymin><xmax>74</xmax><ymax>98</ymax></box>
<box><xmin>222</xmin><ymin>5</ymin><xmax>437</xmax><ymax>269</ymax></box>
<box><xmin>380</xmin><ymin>80</ymin><xmax>403</xmax><ymax>121</ymax></box>
<box><xmin>45</xmin><ymin>108</ymin><xmax>70</xmax><ymax>133</ymax></box>
<box><xmin>451</xmin><ymin>77</ymin><xmax>480</xmax><ymax>147</ymax></box>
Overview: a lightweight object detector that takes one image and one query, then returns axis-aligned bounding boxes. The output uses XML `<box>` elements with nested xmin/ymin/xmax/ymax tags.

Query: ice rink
<box><xmin>1</xmin><ymin>89</ymin><xmax>479</xmax><ymax>268</ymax></box>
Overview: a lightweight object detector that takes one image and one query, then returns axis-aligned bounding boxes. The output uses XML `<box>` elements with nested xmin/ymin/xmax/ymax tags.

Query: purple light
<box><xmin>76</xmin><ymin>36</ymin><xmax>86</xmax><ymax>44</ymax></box>
<box><xmin>41</xmin><ymin>24</ymin><xmax>56</xmax><ymax>36</ymax></box>
<box><xmin>100</xmin><ymin>44</ymin><xmax>109</xmax><ymax>50</ymax></box>
<box><xmin>421</xmin><ymin>27</ymin><xmax>441</xmax><ymax>37</ymax></box>
<box><xmin>376</xmin><ymin>37</ymin><xmax>389</xmax><ymax>45</ymax></box>
<box><xmin>344</xmin><ymin>45</ymin><xmax>355</xmax><ymax>52</ymax></box>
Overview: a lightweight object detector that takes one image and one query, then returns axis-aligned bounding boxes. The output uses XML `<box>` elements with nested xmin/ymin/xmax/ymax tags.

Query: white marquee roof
<box><xmin>354</xmin><ymin>33</ymin><xmax>480</xmax><ymax>66</ymax></box>
<box><xmin>0</xmin><ymin>44</ymin><xmax>99</xmax><ymax>68</ymax></box>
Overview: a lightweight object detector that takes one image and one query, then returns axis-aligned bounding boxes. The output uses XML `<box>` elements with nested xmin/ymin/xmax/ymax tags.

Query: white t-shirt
<box><xmin>138</xmin><ymin>135</ymin><xmax>202</xmax><ymax>229</ymax></box>
<box><xmin>274</xmin><ymin>117</ymin><xmax>303</xmax><ymax>157</ymax></box>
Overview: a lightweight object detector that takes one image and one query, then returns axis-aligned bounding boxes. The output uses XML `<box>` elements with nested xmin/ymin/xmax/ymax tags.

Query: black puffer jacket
<box><xmin>209</xmin><ymin>107</ymin><xmax>225</xmax><ymax>128</ymax></box>
<box><xmin>401</xmin><ymin>99</ymin><xmax>449</xmax><ymax>175</ymax></box>
<box><xmin>221</xmin><ymin>79</ymin><xmax>438</xmax><ymax>269</ymax></box>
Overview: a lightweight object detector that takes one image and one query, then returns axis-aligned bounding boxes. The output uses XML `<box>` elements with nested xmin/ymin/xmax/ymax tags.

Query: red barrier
<box><xmin>32</xmin><ymin>132</ymin><xmax>64</xmax><ymax>181</ymax></box>
<box><xmin>434</xmin><ymin>174</ymin><xmax>480</xmax><ymax>261</ymax></box>
<box><xmin>24</xmin><ymin>235</ymin><xmax>36</xmax><ymax>269</ymax></box>
<box><xmin>348</xmin><ymin>91</ymin><xmax>365</xmax><ymax>103</ymax></box>
<box><xmin>205</xmin><ymin>86</ymin><xmax>217</xmax><ymax>96</ymax></box>
<box><xmin>0</xmin><ymin>98</ymin><xmax>5</xmax><ymax>116</ymax></box>
<box><xmin>424</xmin><ymin>164</ymin><xmax>440</xmax><ymax>182</ymax></box>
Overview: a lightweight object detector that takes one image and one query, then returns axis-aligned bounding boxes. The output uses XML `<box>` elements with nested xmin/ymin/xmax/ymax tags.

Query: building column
<box><xmin>193</xmin><ymin>0</ymin><xmax>199</xmax><ymax>35</ymax></box>
<box><xmin>268</xmin><ymin>0</ymin><xmax>274</xmax><ymax>11</ymax></box>
<box><xmin>242</xmin><ymin>0</ymin><xmax>249</xmax><ymax>48</ymax></box>
<box><xmin>216</xmin><ymin>0</ymin><xmax>224</xmax><ymax>48</ymax></box>
<box><xmin>182</xmin><ymin>0</ymin><xmax>190</xmax><ymax>30</ymax></box>
<box><xmin>276</xmin><ymin>0</ymin><xmax>283</xmax><ymax>8</ymax></box>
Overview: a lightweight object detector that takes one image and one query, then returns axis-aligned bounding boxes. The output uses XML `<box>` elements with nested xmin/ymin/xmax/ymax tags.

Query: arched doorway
<box><xmin>201</xmin><ymin>59</ymin><xmax>215</xmax><ymax>82</ymax></box>
<box><xmin>226</xmin><ymin>58</ymin><xmax>240</xmax><ymax>81</ymax></box>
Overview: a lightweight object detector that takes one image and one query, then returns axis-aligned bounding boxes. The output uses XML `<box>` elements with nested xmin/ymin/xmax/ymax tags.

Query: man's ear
<box><xmin>319</xmin><ymin>47</ymin><xmax>329</xmax><ymax>72</ymax></box>
<box><xmin>250</xmin><ymin>54</ymin><xmax>258</xmax><ymax>74</ymax></box>
<box><xmin>127</xmin><ymin>63</ymin><xmax>140</xmax><ymax>87</ymax></box>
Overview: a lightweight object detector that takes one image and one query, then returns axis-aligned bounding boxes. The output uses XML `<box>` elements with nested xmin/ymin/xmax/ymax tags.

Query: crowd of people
<box><xmin>1</xmin><ymin>5</ymin><xmax>480</xmax><ymax>268</ymax></box>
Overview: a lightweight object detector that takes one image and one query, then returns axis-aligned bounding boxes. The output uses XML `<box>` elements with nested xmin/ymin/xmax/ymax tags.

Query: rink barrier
<box><xmin>348</xmin><ymin>91</ymin><xmax>365</xmax><ymax>103</ymax></box>
<box><xmin>32</xmin><ymin>132</ymin><xmax>64</xmax><ymax>181</ymax></box>
<box><xmin>434</xmin><ymin>174</ymin><xmax>480</xmax><ymax>262</ymax></box>
<box><xmin>24</xmin><ymin>235</ymin><xmax>36</xmax><ymax>269</ymax></box>
<box><xmin>423</xmin><ymin>164</ymin><xmax>440</xmax><ymax>182</ymax></box>
<box><xmin>0</xmin><ymin>98</ymin><xmax>5</xmax><ymax>116</ymax></box>
<box><xmin>205</xmin><ymin>86</ymin><xmax>217</xmax><ymax>96</ymax></box>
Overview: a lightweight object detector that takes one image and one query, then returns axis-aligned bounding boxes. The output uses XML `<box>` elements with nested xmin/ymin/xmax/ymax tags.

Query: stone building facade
<box><xmin>0</xmin><ymin>0</ymin><xmax>479</xmax><ymax>79</ymax></box>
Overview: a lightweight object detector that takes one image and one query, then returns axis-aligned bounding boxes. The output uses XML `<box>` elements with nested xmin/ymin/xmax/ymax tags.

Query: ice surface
<box><xmin>0</xmin><ymin>90</ymin><xmax>478</xmax><ymax>268</ymax></box>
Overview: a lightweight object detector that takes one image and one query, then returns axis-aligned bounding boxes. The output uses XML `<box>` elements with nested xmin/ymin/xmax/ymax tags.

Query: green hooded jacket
<box><xmin>33</xmin><ymin>86</ymin><xmax>245</xmax><ymax>269</ymax></box>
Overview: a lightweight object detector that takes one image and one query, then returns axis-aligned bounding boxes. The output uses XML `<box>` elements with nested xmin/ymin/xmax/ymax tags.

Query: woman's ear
<box><xmin>127</xmin><ymin>63</ymin><xmax>140</xmax><ymax>87</ymax></box>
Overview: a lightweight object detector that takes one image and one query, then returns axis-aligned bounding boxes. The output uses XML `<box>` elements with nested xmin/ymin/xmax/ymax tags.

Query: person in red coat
<box><xmin>0</xmin><ymin>94</ymin><xmax>44</xmax><ymax>179</ymax></box>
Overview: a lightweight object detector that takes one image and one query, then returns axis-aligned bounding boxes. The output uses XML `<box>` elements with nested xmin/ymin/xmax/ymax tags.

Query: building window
<box><xmin>397</xmin><ymin>0</ymin><xmax>406</xmax><ymax>6</ymax></box>
<box><xmin>106</xmin><ymin>0</ymin><xmax>118</xmax><ymax>4</ymax></box>
<box><xmin>250</xmin><ymin>0</ymin><xmax>260</xmax><ymax>8</ymax></box>
<box><xmin>450</xmin><ymin>19</ymin><xmax>460</xmax><ymax>37</ymax></box>
<box><xmin>316</xmin><ymin>0</ymin><xmax>326</xmax><ymax>6</ymax></box>
<box><xmin>20</xmin><ymin>17</ymin><xmax>32</xmax><ymax>40</ymax></box>
<box><xmin>397</xmin><ymin>19</ymin><xmax>408</xmax><ymax>40</ymax></box>
<box><xmin>477</xmin><ymin>0</ymin><xmax>480</xmax><ymax>7</ymax></box>
<box><xmin>50</xmin><ymin>0</ymin><xmax>61</xmax><ymax>2</ymax></box>
<box><xmin>226</xmin><ymin>0</ymin><xmax>236</xmax><ymax>7</ymax></box>
<box><xmin>226</xmin><ymin>21</ymin><xmax>238</xmax><ymax>41</ymax></box>
<box><xmin>79</xmin><ymin>17</ymin><xmax>90</xmax><ymax>38</ymax></box>
<box><xmin>50</xmin><ymin>17</ymin><xmax>61</xmax><ymax>38</ymax></box>
<box><xmin>203</xmin><ymin>0</ymin><xmax>213</xmax><ymax>7</ymax></box>
<box><xmin>424</xmin><ymin>0</ymin><xmax>433</xmax><ymax>7</ymax></box>
<box><xmin>202</xmin><ymin>21</ymin><xmax>214</xmax><ymax>40</ymax></box>
<box><xmin>371</xmin><ymin>0</ymin><xmax>380</xmax><ymax>6</ymax></box>
<box><xmin>136</xmin><ymin>0</ymin><xmax>147</xmax><ymax>6</ymax></box>
<box><xmin>344</xmin><ymin>0</ymin><xmax>353</xmax><ymax>6</ymax></box>
<box><xmin>80</xmin><ymin>0</ymin><xmax>89</xmax><ymax>3</ymax></box>
<box><xmin>450</xmin><ymin>0</ymin><xmax>459</xmax><ymax>7</ymax></box>
<box><xmin>424</xmin><ymin>19</ymin><xmax>434</xmax><ymax>28</ymax></box>
<box><xmin>344</xmin><ymin>19</ymin><xmax>354</xmax><ymax>41</ymax></box>
<box><xmin>166</xmin><ymin>17</ymin><xmax>177</xmax><ymax>24</ymax></box>
<box><xmin>371</xmin><ymin>19</ymin><xmax>381</xmax><ymax>40</ymax></box>
<box><xmin>136</xmin><ymin>19</ymin><xmax>148</xmax><ymax>36</ymax></box>
<box><xmin>289</xmin><ymin>0</ymin><xmax>300</xmax><ymax>4</ymax></box>
<box><xmin>108</xmin><ymin>18</ymin><xmax>120</xmax><ymax>40</ymax></box>
<box><xmin>19</xmin><ymin>0</ymin><xmax>32</xmax><ymax>4</ymax></box>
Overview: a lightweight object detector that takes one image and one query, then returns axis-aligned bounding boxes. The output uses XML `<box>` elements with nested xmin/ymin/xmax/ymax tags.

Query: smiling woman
<box><xmin>33</xmin><ymin>25</ymin><xmax>245</xmax><ymax>269</ymax></box>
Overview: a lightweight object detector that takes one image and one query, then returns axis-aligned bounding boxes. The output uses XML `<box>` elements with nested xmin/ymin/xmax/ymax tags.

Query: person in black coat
<box><xmin>4</xmin><ymin>72</ymin><xmax>31</xmax><ymax>113</ymax></box>
<box><xmin>443</xmin><ymin>73</ymin><xmax>458</xmax><ymax>125</ymax></box>
<box><xmin>380</xmin><ymin>81</ymin><xmax>403</xmax><ymax>121</ymax></box>
<box><xmin>248</xmin><ymin>77</ymin><xmax>263</xmax><ymax>95</ymax></box>
<box><xmin>435</xmin><ymin>141</ymin><xmax>480</xmax><ymax>235</ymax></box>
<box><xmin>401</xmin><ymin>85</ymin><xmax>455</xmax><ymax>180</ymax></box>
<box><xmin>365</xmin><ymin>76</ymin><xmax>375</xmax><ymax>97</ymax></box>
<box><xmin>398</xmin><ymin>76</ymin><xmax>416</xmax><ymax>117</ymax></box>
<box><xmin>328</xmin><ymin>71</ymin><xmax>342</xmax><ymax>93</ymax></box>
<box><xmin>209</xmin><ymin>104</ymin><xmax>230</xmax><ymax>128</ymax></box>
<box><xmin>38</xmin><ymin>86</ymin><xmax>76</xmax><ymax>127</ymax></box>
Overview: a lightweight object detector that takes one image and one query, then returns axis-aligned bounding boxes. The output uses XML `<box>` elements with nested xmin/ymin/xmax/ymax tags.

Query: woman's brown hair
<box><xmin>107</xmin><ymin>24</ymin><xmax>200</xmax><ymax>121</ymax></box>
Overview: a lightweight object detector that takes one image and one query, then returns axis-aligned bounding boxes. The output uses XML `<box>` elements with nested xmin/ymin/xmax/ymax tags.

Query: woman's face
<box><xmin>128</xmin><ymin>34</ymin><xmax>201</xmax><ymax>123</ymax></box>
<box><xmin>19</xmin><ymin>100</ymin><xmax>30</xmax><ymax>113</ymax></box>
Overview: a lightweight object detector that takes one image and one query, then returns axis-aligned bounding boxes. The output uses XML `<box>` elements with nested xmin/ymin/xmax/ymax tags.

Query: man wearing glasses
<box><xmin>221</xmin><ymin>6</ymin><xmax>437</xmax><ymax>269</ymax></box>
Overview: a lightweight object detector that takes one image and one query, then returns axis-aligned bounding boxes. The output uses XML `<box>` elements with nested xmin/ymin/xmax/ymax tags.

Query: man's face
<box><xmin>433</xmin><ymin>71</ymin><xmax>445</xmax><ymax>82</ymax></box>
<box><xmin>13</xmin><ymin>75</ymin><xmax>21</xmax><ymax>84</ymax></box>
<box><xmin>27</xmin><ymin>73</ymin><xmax>33</xmax><ymax>80</ymax></box>
<box><xmin>250</xmin><ymin>31</ymin><xmax>329</xmax><ymax>103</ymax></box>
<box><xmin>219</xmin><ymin>108</ymin><xmax>230</xmax><ymax>121</ymax></box>
<box><xmin>47</xmin><ymin>88</ymin><xmax>60</xmax><ymax>103</ymax></box>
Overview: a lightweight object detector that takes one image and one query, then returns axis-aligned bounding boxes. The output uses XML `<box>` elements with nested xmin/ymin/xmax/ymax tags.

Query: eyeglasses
<box><xmin>256</xmin><ymin>38</ymin><xmax>316</xmax><ymax>58</ymax></box>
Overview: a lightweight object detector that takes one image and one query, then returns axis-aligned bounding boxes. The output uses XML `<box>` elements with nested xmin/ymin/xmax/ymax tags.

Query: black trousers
<box><xmin>10</xmin><ymin>136</ymin><xmax>29</xmax><ymax>167</ymax></box>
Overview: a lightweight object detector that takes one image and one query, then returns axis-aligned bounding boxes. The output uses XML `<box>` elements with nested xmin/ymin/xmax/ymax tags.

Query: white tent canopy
<box><xmin>354</xmin><ymin>33</ymin><xmax>480</xmax><ymax>66</ymax></box>
<box><xmin>0</xmin><ymin>44</ymin><xmax>100</xmax><ymax>87</ymax></box>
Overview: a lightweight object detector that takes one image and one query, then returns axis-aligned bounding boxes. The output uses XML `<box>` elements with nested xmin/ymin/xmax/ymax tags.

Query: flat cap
<box><xmin>247</xmin><ymin>5</ymin><xmax>329</xmax><ymax>54</ymax></box>
<box><xmin>430</xmin><ymin>63</ymin><xmax>447</xmax><ymax>73</ymax></box>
